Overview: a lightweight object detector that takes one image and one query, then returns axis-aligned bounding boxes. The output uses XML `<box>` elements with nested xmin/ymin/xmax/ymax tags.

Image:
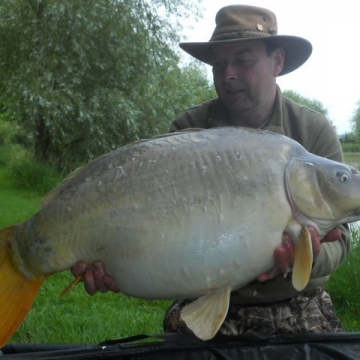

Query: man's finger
<box><xmin>308</xmin><ymin>227</ymin><xmax>321</xmax><ymax>258</ymax></box>
<box><xmin>274</xmin><ymin>247</ymin><xmax>290</xmax><ymax>273</ymax></box>
<box><xmin>322</xmin><ymin>228</ymin><xmax>342</xmax><ymax>243</ymax></box>
<box><xmin>257</xmin><ymin>268</ymin><xmax>280</xmax><ymax>282</ymax></box>
<box><xmin>103</xmin><ymin>275</ymin><xmax>121</xmax><ymax>293</ymax></box>
<box><xmin>71</xmin><ymin>261</ymin><xmax>87</xmax><ymax>277</ymax></box>
<box><xmin>84</xmin><ymin>265</ymin><xmax>97</xmax><ymax>295</ymax></box>
<box><xmin>93</xmin><ymin>262</ymin><xmax>108</xmax><ymax>293</ymax></box>
<box><xmin>282</xmin><ymin>233</ymin><xmax>295</xmax><ymax>268</ymax></box>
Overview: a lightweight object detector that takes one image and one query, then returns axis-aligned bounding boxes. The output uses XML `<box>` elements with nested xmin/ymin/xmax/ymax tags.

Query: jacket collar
<box><xmin>208</xmin><ymin>85</ymin><xmax>285</xmax><ymax>135</ymax></box>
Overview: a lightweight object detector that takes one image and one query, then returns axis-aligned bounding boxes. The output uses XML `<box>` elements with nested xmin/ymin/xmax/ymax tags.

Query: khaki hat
<box><xmin>180</xmin><ymin>5</ymin><xmax>312</xmax><ymax>76</ymax></box>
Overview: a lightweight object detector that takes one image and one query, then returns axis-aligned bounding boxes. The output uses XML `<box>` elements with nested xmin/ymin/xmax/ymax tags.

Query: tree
<box><xmin>350</xmin><ymin>100</ymin><xmax>360</xmax><ymax>140</ymax></box>
<box><xmin>0</xmin><ymin>0</ymin><xmax>206</xmax><ymax>171</ymax></box>
<box><xmin>282</xmin><ymin>90</ymin><xmax>328</xmax><ymax>116</ymax></box>
<box><xmin>137</xmin><ymin>61</ymin><xmax>216</xmax><ymax>136</ymax></box>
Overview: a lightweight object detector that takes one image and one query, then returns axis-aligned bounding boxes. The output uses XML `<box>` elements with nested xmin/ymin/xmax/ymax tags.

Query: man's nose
<box><xmin>223</xmin><ymin>63</ymin><xmax>238</xmax><ymax>81</ymax></box>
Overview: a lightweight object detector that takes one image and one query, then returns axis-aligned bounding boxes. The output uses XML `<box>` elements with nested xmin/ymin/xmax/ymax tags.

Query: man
<box><xmin>72</xmin><ymin>5</ymin><xmax>350</xmax><ymax>336</ymax></box>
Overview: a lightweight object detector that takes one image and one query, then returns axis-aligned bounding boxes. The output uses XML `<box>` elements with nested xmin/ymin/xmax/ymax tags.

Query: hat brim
<box><xmin>180</xmin><ymin>36</ymin><xmax>312</xmax><ymax>76</ymax></box>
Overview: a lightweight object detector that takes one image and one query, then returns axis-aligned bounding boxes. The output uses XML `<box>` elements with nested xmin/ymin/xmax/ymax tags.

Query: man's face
<box><xmin>211</xmin><ymin>41</ymin><xmax>284</xmax><ymax>119</ymax></box>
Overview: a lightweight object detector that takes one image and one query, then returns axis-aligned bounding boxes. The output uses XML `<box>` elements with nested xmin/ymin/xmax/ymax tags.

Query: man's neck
<box><xmin>227</xmin><ymin>110</ymin><xmax>271</xmax><ymax>129</ymax></box>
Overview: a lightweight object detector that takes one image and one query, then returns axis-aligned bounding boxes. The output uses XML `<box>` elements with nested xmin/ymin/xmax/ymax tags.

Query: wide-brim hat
<box><xmin>180</xmin><ymin>5</ymin><xmax>312</xmax><ymax>76</ymax></box>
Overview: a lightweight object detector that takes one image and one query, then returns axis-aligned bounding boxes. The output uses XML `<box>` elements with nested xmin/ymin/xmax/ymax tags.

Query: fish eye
<box><xmin>336</xmin><ymin>171</ymin><xmax>350</xmax><ymax>182</ymax></box>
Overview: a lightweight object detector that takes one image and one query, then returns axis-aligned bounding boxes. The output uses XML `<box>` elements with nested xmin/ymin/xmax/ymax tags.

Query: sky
<box><xmin>179</xmin><ymin>0</ymin><xmax>360</xmax><ymax>135</ymax></box>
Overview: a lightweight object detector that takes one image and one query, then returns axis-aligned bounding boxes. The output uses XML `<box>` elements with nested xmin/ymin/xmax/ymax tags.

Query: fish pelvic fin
<box><xmin>180</xmin><ymin>286</ymin><xmax>231</xmax><ymax>341</ymax></box>
<box><xmin>0</xmin><ymin>226</ymin><xmax>44</xmax><ymax>347</ymax></box>
<box><xmin>292</xmin><ymin>226</ymin><xmax>313</xmax><ymax>291</ymax></box>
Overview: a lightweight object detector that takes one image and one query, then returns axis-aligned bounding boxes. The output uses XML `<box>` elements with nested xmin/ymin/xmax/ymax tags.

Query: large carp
<box><xmin>0</xmin><ymin>127</ymin><xmax>359</xmax><ymax>345</ymax></box>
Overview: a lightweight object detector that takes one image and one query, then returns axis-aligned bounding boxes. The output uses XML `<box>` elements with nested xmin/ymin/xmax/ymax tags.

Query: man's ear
<box><xmin>273</xmin><ymin>47</ymin><xmax>285</xmax><ymax>77</ymax></box>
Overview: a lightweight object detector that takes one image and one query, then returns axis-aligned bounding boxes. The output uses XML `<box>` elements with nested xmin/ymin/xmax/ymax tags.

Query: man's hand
<box><xmin>257</xmin><ymin>227</ymin><xmax>342</xmax><ymax>282</ymax></box>
<box><xmin>71</xmin><ymin>261</ymin><xmax>120</xmax><ymax>295</ymax></box>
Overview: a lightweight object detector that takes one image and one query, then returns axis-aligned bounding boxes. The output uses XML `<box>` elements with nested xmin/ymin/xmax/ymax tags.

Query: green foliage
<box><xmin>0</xmin><ymin>0</ymin><xmax>206</xmax><ymax>172</ymax></box>
<box><xmin>341</xmin><ymin>142</ymin><xmax>360</xmax><ymax>153</ymax></box>
<box><xmin>339</xmin><ymin>101</ymin><xmax>360</xmax><ymax>148</ymax></box>
<box><xmin>343</xmin><ymin>153</ymin><xmax>360</xmax><ymax>171</ymax></box>
<box><xmin>8</xmin><ymin>155</ymin><xmax>62</xmax><ymax>195</ymax></box>
<box><xmin>326</xmin><ymin>225</ymin><xmax>360</xmax><ymax>331</ymax></box>
<box><xmin>0</xmin><ymin>118</ymin><xmax>33</xmax><ymax>149</ymax></box>
<box><xmin>0</xmin><ymin>120</ymin><xmax>11</xmax><ymax>146</ymax></box>
<box><xmin>340</xmin><ymin>132</ymin><xmax>358</xmax><ymax>144</ymax></box>
<box><xmin>138</xmin><ymin>61</ymin><xmax>216</xmax><ymax>135</ymax></box>
<box><xmin>282</xmin><ymin>90</ymin><xmax>328</xmax><ymax>116</ymax></box>
<box><xmin>0</xmin><ymin>166</ymin><xmax>41</xmax><ymax>226</ymax></box>
<box><xmin>350</xmin><ymin>100</ymin><xmax>360</xmax><ymax>139</ymax></box>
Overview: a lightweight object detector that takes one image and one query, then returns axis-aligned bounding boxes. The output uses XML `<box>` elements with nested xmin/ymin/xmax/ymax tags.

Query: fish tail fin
<box><xmin>0</xmin><ymin>226</ymin><xmax>44</xmax><ymax>347</ymax></box>
<box><xmin>292</xmin><ymin>226</ymin><xmax>313</xmax><ymax>291</ymax></box>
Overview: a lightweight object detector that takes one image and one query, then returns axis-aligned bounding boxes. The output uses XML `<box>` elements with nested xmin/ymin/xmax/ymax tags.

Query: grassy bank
<box><xmin>344</xmin><ymin>153</ymin><xmax>360</xmax><ymax>170</ymax></box>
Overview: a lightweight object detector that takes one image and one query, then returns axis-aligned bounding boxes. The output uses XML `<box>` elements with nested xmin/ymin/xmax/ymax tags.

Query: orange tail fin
<box><xmin>0</xmin><ymin>226</ymin><xmax>44</xmax><ymax>347</ymax></box>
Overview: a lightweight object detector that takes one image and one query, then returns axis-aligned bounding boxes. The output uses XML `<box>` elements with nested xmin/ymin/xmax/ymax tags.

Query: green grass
<box><xmin>325</xmin><ymin>225</ymin><xmax>360</xmax><ymax>332</ymax></box>
<box><xmin>0</xmin><ymin>167</ymin><xmax>40</xmax><ymax>226</ymax></box>
<box><xmin>342</xmin><ymin>143</ymin><xmax>360</xmax><ymax>153</ymax></box>
<box><xmin>344</xmin><ymin>153</ymin><xmax>360</xmax><ymax>170</ymax></box>
<box><xmin>11</xmin><ymin>275</ymin><xmax>170</xmax><ymax>344</ymax></box>
<box><xmin>8</xmin><ymin>156</ymin><xmax>62</xmax><ymax>195</ymax></box>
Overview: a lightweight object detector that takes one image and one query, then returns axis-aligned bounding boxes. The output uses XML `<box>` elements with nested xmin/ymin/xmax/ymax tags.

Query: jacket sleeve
<box><xmin>169</xmin><ymin>99</ymin><xmax>221</xmax><ymax>132</ymax></box>
<box><xmin>311</xmin><ymin>223</ymin><xmax>351</xmax><ymax>279</ymax></box>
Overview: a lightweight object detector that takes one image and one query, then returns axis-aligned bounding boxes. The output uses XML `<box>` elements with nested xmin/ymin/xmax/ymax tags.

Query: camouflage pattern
<box><xmin>164</xmin><ymin>286</ymin><xmax>344</xmax><ymax>336</ymax></box>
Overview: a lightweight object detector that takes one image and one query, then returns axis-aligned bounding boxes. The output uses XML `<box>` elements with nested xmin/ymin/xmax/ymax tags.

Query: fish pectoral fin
<box><xmin>180</xmin><ymin>286</ymin><xmax>231</xmax><ymax>341</ymax></box>
<box><xmin>292</xmin><ymin>227</ymin><xmax>313</xmax><ymax>291</ymax></box>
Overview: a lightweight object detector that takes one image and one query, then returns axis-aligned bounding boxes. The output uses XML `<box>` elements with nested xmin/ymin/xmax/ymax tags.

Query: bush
<box><xmin>341</xmin><ymin>143</ymin><xmax>360</xmax><ymax>153</ymax></box>
<box><xmin>8</xmin><ymin>155</ymin><xmax>62</xmax><ymax>195</ymax></box>
<box><xmin>0</xmin><ymin>119</ymin><xmax>33</xmax><ymax>148</ymax></box>
<box><xmin>0</xmin><ymin>120</ymin><xmax>12</xmax><ymax>146</ymax></box>
<box><xmin>325</xmin><ymin>224</ymin><xmax>360</xmax><ymax>331</ymax></box>
<box><xmin>0</xmin><ymin>143</ymin><xmax>27</xmax><ymax>167</ymax></box>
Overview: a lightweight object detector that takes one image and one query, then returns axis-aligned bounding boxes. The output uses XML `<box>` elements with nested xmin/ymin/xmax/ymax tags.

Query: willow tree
<box><xmin>0</xmin><ymin>0</ymin><xmax>206</xmax><ymax>170</ymax></box>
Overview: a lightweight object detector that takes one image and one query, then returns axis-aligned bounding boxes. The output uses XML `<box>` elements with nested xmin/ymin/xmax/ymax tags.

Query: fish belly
<box><xmin>68</xmin><ymin>191</ymin><xmax>291</xmax><ymax>300</ymax></box>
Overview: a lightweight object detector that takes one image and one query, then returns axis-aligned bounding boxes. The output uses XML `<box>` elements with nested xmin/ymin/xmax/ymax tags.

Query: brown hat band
<box><xmin>211</xmin><ymin>30</ymin><xmax>273</xmax><ymax>42</ymax></box>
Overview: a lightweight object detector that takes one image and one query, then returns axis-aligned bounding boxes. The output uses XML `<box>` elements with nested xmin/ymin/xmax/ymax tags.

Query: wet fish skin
<box><xmin>12</xmin><ymin>128</ymin><xmax>299</xmax><ymax>297</ymax></box>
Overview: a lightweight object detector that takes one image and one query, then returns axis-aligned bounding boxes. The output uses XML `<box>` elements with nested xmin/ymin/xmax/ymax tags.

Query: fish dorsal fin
<box><xmin>40</xmin><ymin>129</ymin><xmax>207</xmax><ymax>209</ymax></box>
<box><xmin>292</xmin><ymin>227</ymin><xmax>313</xmax><ymax>291</ymax></box>
<box><xmin>40</xmin><ymin>165</ymin><xmax>88</xmax><ymax>208</ymax></box>
<box><xmin>180</xmin><ymin>286</ymin><xmax>231</xmax><ymax>341</ymax></box>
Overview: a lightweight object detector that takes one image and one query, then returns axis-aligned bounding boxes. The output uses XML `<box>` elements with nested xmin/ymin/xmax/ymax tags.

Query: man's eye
<box><xmin>236</xmin><ymin>59</ymin><xmax>253</xmax><ymax>66</ymax></box>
